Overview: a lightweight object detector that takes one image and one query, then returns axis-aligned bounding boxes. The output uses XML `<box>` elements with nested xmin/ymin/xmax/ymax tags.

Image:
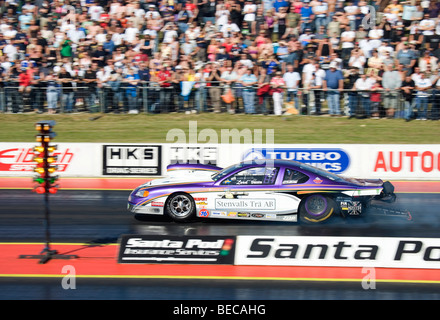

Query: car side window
<box><xmin>282</xmin><ymin>168</ymin><xmax>309</xmax><ymax>184</ymax></box>
<box><xmin>221</xmin><ymin>167</ymin><xmax>279</xmax><ymax>185</ymax></box>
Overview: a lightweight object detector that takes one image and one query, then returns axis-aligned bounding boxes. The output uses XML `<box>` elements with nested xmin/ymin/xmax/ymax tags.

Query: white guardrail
<box><xmin>0</xmin><ymin>143</ymin><xmax>439</xmax><ymax>180</ymax></box>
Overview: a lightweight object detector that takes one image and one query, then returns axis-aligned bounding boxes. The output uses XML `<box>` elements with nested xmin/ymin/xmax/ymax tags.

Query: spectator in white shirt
<box><xmin>145</xmin><ymin>5</ymin><xmax>160</xmax><ymax>19</ymax></box>
<box><xmin>341</xmin><ymin>26</ymin><xmax>356</xmax><ymax>66</ymax></box>
<box><xmin>344</xmin><ymin>1</ymin><xmax>359</xmax><ymax>30</ymax></box>
<box><xmin>283</xmin><ymin>64</ymin><xmax>301</xmax><ymax>110</ymax></box>
<box><xmin>419</xmin><ymin>14</ymin><xmax>435</xmax><ymax>36</ymax></box>
<box><xmin>415</xmin><ymin>72</ymin><xmax>432</xmax><ymax>120</ymax></box>
<box><xmin>124</xmin><ymin>21</ymin><xmax>139</xmax><ymax>44</ymax></box>
<box><xmin>348</xmin><ymin>49</ymin><xmax>366</xmax><ymax>73</ymax></box>
<box><xmin>220</xmin><ymin>19</ymin><xmax>240</xmax><ymax>37</ymax></box>
<box><xmin>354</xmin><ymin>72</ymin><xmax>374</xmax><ymax>117</ymax></box>
<box><xmin>368</xmin><ymin>25</ymin><xmax>384</xmax><ymax>49</ymax></box>
<box><xmin>243</xmin><ymin>0</ymin><xmax>257</xmax><ymax>22</ymax></box>
<box><xmin>88</xmin><ymin>1</ymin><xmax>104</xmax><ymax>21</ymax></box>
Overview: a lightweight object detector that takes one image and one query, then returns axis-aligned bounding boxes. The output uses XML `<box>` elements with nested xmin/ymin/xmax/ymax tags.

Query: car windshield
<box><xmin>296</xmin><ymin>162</ymin><xmax>347</xmax><ymax>183</ymax></box>
<box><xmin>211</xmin><ymin>163</ymin><xmax>248</xmax><ymax>181</ymax></box>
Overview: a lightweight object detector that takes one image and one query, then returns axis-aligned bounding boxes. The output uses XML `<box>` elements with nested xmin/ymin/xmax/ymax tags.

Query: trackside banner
<box><xmin>118</xmin><ymin>235</ymin><xmax>236</xmax><ymax>264</ymax></box>
<box><xmin>0</xmin><ymin>143</ymin><xmax>99</xmax><ymax>176</ymax></box>
<box><xmin>0</xmin><ymin>143</ymin><xmax>439</xmax><ymax>180</ymax></box>
<box><xmin>235</xmin><ymin>236</ymin><xmax>440</xmax><ymax>269</ymax></box>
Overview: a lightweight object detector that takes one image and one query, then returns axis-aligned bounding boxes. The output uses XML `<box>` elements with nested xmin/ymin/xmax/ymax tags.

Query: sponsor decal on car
<box><xmin>238</xmin><ymin>212</ymin><xmax>250</xmax><ymax>217</ymax></box>
<box><xmin>215</xmin><ymin>199</ymin><xmax>276</xmax><ymax>210</ymax></box>
<box><xmin>212</xmin><ymin>211</ymin><xmax>227</xmax><ymax>216</ymax></box>
<box><xmin>193</xmin><ymin>197</ymin><xmax>208</xmax><ymax>201</ymax></box>
<box><xmin>313</xmin><ymin>177</ymin><xmax>323</xmax><ymax>184</ymax></box>
<box><xmin>150</xmin><ymin>201</ymin><xmax>164</xmax><ymax>207</ymax></box>
<box><xmin>198</xmin><ymin>209</ymin><xmax>209</xmax><ymax>217</ymax></box>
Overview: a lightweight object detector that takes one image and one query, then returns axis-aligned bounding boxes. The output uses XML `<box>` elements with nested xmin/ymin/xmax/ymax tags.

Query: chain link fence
<box><xmin>0</xmin><ymin>81</ymin><xmax>439</xmax><ymax>120</ymax></box>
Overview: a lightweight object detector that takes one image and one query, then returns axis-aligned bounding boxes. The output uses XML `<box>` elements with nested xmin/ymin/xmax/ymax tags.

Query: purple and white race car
<box><xmin>127</xmin><ymin>160</ymin><xmax>403</xmax><ymax>223</ymax></box>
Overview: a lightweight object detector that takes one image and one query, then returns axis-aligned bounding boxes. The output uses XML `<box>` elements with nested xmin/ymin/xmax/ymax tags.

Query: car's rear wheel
<box><xmin>299</xmin><ymin>194</ymin><xmax>336</xmax><ymax>223</ymax></box>
<box><xmin>165</xmin><ymin>193</ymin><xmax>196</xmax><ymax>222</ymax></box>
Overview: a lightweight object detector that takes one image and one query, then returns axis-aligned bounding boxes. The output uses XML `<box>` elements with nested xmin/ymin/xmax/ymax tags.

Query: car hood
<box><xmin>138</xmin><ymin>168</ymin><xmax>216</xmax><ymax>188</ymax></box>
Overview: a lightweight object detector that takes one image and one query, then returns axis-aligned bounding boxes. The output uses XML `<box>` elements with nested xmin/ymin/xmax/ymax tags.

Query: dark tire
<box><xmin>299</xmin><ymin>194</ymin><xmax>336</xmax><ymax>224</ymax></box>
<box><xmin>165</xmin><ymin>192</ymin><xmax>196</xmax><ymax>222</ymax></box>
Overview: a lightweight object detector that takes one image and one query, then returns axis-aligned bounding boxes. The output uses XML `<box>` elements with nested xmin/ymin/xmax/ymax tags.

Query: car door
<box><xmin>213</xmin><ymin>166</ymin><xmax>298</xmax><ymax>217</ymax></box>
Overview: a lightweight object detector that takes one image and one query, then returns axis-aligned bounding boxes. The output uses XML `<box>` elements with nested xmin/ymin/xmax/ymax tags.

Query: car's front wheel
<box><xmin>299</xmin><ymin>194</ymin><xmax>336</xmax><ymax>223</ymax></box>
<box><xmin>165</xmin><ymin>193</ymin><xmax>196</xmax><ymax>222</ymax></box>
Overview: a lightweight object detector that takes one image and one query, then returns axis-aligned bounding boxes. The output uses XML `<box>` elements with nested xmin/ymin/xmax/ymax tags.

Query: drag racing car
<box><xmin>128</xmin><ymin>160</ymin><xmax>410</xmax><ymax>223</ymax></box>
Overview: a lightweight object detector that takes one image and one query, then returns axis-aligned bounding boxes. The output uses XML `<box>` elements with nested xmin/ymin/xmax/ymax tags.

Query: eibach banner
<box><xmin>0</xmin><ymin>143</ymin><xmax>99</xmax><ymax>176</ymax></box>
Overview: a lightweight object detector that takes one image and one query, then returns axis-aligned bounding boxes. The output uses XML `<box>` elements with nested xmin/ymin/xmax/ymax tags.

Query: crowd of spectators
<box><xmin>0</xmin><ymin>0</ymin><xmax>440</xmax><ymax>119</ymax></box>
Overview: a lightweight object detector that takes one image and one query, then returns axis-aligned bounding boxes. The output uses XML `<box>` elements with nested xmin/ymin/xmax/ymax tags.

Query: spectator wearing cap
<box><xmin>323</xmin><ymin>61</ymin><xmax>344</xmax><ymax>116</ymax></box>
<box><xmin>299</xmin><ymin>28</ymin><xmax>314</xmax><ymax>47</ymax></box>
<box><xmin>396</xmin><ymin>41</ymin><xmax>417</xmax><ymax>75</ymax></box>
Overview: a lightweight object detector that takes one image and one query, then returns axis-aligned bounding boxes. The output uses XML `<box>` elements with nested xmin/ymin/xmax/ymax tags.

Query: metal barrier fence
<box><xmin>0</xmin><ymin>82</ymin><xmax>439</xmax><ymax>120</ymax></box>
